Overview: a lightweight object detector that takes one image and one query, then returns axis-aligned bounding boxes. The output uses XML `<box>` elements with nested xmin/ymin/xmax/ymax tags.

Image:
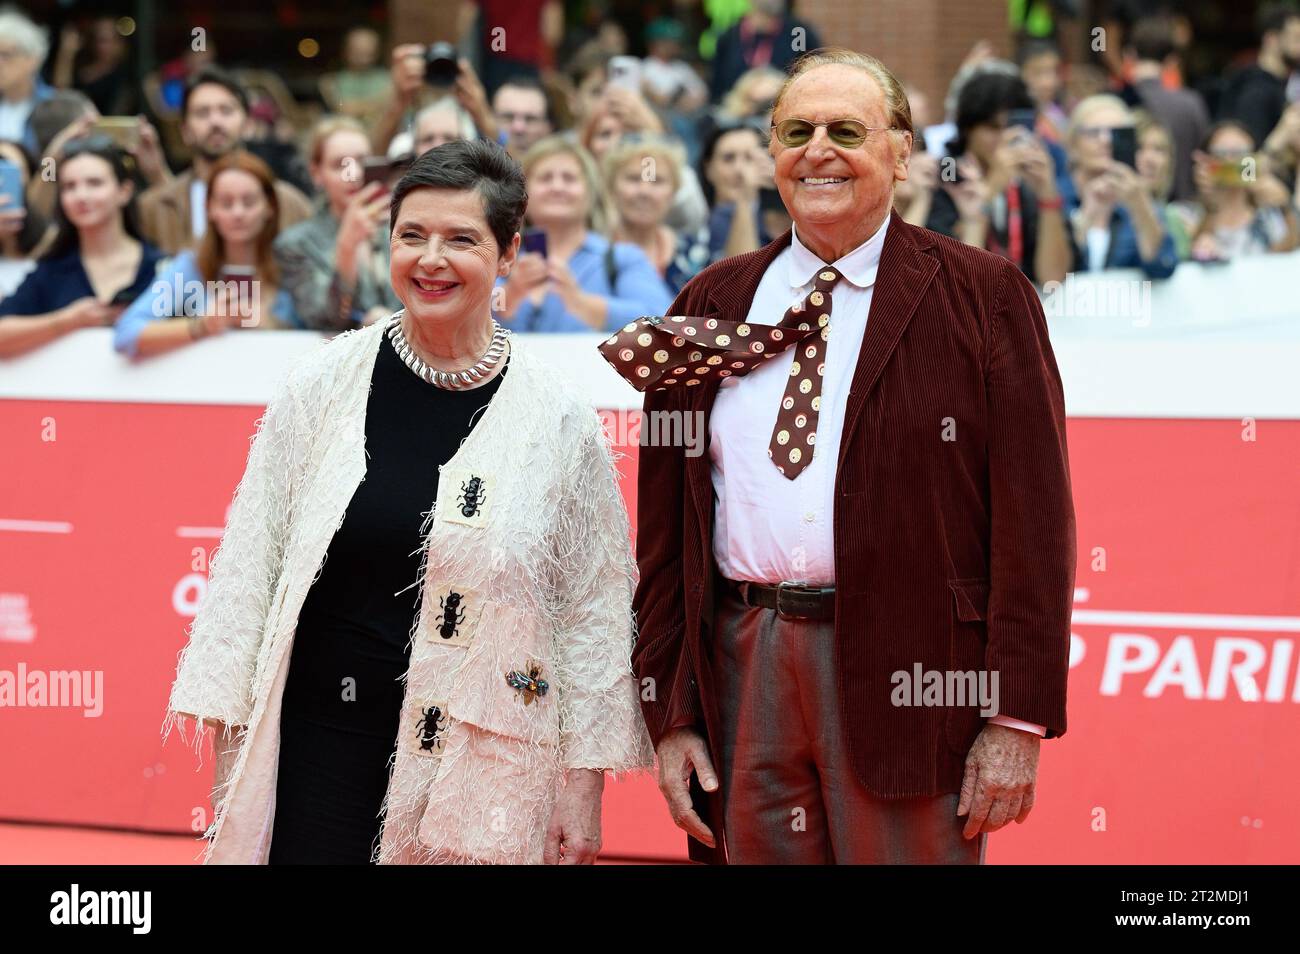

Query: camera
<box><xmin>425</xmin><ymin>42</ymin><xmax>460</xmax><ymax>87</ymax></box>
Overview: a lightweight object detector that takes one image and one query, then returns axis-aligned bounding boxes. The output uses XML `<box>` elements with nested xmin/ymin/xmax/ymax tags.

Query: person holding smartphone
<box><xmin>273</xmin><ymin>116</ymin><xmax>403</xmax><ymax>331</ymax></box>
<box><xmin>1170</xmin><ymin>120</ymin><xmax>1299</xmax><ymax>262</ymax></box>
<box><xmin>1062</xmin><ymin>94</ymin><xmax>1178</xmax><ymax>278</ymax></box>
<box><xmin>0</xmin><ymin>140</ymin><xmax>45</xmax><ymax>298</ymax></box>
<box><xmin>114</xmin><ymin>150</ymin><xmax>297</xmax><ymax>358</ymax></box>
<box><xmin>0</xmin><ymin>136</ymin><xmax>162</xmax><ymax>358</ymax></box>
<box><xmin>497</xmin><ymin>136</ymin><xmax>671</xmax><ymax>332</ymax></box>
<box><xmin>926</xmin><ymin>72</ymin><xmax>1072</xmax><ymax>286</ymax></box>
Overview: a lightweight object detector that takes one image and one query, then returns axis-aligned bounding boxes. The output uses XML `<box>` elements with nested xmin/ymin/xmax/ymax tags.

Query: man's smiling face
<box><xmin>771</xmin><ymin>64</ymin><xmax>912</xmax><ymax>233</ymax></box>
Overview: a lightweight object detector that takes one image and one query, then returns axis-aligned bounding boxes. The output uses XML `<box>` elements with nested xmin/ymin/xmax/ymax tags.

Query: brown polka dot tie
<box><xmin>769</xmin><ymin>266</ymin><xmax>840</xmax><ymax>479</ymax></box>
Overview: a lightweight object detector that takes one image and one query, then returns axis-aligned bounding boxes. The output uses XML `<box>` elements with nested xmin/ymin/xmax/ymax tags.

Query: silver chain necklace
<box><xmin>386</xmin><ymin>311</ymin><xmax>510</xmax><ymax>390</ymax></box>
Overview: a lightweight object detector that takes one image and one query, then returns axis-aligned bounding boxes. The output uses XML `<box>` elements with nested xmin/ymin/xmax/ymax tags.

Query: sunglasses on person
<box><xmin>770</xmin><ymin>118</ymin><xmax>899</xmax><ymax>148</ymax></box>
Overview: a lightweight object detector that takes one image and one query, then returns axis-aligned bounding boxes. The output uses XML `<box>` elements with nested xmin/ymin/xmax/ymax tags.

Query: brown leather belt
<box><xmin>728</xmin><ymin>578</ymin><xmax>836</xmax><ymax>620</ymax></box>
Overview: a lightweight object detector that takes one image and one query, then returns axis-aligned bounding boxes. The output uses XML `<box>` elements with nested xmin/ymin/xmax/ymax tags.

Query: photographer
<box><xmin>371</xmin><ymin>44</ymin><xmax>498</xmax><ymax>157</ymax></box>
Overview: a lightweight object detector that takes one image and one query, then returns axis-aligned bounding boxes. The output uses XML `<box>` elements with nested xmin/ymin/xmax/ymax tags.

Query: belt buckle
<box><xmin>775</xmin><ymin>580</ymin><xmax>810</xmax><ymax>620</ymax></box>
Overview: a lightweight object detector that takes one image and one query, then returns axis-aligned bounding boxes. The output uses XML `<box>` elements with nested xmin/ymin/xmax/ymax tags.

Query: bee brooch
<box><xmin>505</xmin><ymin>662</ymin><xmax>549</xmax><ymax>706</ymax></box>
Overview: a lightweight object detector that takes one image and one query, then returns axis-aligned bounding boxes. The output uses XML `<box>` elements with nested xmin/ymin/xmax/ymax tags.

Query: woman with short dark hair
<box><xmin>163</xmin><ymin>137</ymin><xmax>652</xmax><ymax>865</ymax></box>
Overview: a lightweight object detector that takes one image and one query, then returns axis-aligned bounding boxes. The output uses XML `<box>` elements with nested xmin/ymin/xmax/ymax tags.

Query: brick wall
<box><xmin>794</xmin><ymin>0</ymin><xmax>1012</xmax><ymax>124</ymax></box>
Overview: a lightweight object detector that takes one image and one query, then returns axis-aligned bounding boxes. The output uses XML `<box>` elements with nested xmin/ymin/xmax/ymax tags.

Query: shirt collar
<box><xmin>788</xmin><ymin>212</ymin><xmax>890</xmax><ymax>291</ymax></box>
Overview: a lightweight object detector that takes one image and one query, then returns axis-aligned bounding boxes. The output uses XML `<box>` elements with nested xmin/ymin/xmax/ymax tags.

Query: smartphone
<box><xmin>607</xmin><ymin>55</ymin><xmax>642</xmax><ymax>92</ymax></box>
<box><xmin>521</xmin><ymin>228</ymin><xmax>547</xmax><ymax>258</ymax></box>
<box><xmin>92</xmin><ymin>116</ymin><xmax>141</xmax><ymax>152</ymax></box>
<box><xmin>217</xmin><ymin>265</ymin><xmax>256</xmax><ymax>295</ymax></box>
<box><xmin>758</xmin><ymin>186</ymin><xmax>786</xmax><ymax>215</ymax></box>
<box><xmin>108</xmin><ymin>284</ymin><xmax>139</xmax><ymax>306</ymax></box>
<box><xmin>424</xmin><ymin>42</ymin><xmax>460</xmax><ymax>87</ymax></box>
<box><xmin>0</xmin><ymin>159</ymin><xmax>23</xmax><ymax>213</ymax></box>
<box><xmin>1110</xmin><ymin>126</ymin><xmax>1137</xmax><ymax>169</ymax></box>
<box><xmin>362</xmin><ymin>154</ymin><xmax>414</xmax><ymax>188</ymax></box>
<box><xmin>1205</xmin><ymin>156</ymin><xmax>1250</xmax><ymax>188</ymax></box>
<box><xmin>1007</xmin><ymin>108</ymin><xmax>1038</xmax><ymax>138</ymax></box>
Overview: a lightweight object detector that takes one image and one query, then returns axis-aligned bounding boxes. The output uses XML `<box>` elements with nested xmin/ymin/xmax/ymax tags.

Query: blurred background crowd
<box><xmin>2</xmin><ymin>0</ymin><xmax>1299</xmax><ymax>359</ymax></box>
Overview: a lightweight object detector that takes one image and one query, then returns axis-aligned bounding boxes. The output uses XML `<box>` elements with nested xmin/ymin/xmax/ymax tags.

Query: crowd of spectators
<box><xmin>2</xmin><ymin>2</ymin><xmax>1299</xmax><ymax>359</ymax></box>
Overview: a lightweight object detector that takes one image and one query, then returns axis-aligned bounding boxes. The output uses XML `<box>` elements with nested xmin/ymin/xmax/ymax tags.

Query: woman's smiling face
<box><xmin>389</xmin><ymin>186</ymin><xmax>519</xmax><ymax>327</ymax></box>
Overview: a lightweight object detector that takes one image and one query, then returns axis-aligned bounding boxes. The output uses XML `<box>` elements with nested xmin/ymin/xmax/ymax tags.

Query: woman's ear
<box><xmin>499</xmin><ymin>231</ymin><xmax>521</xmax><ymax>276</ymax></box>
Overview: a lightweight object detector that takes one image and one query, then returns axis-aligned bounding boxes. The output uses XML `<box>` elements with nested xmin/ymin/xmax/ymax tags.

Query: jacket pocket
<box><xmin>948</xmin><ymin>577</ymin><xmax>990</xmax><ymax>624</ymax></box>
<box><xmin>414</xmin><ymin>603</ymin><xmax>560</xmax><ymax>862</ymax></box>
<box><xmin>443</xmin><ymin>602</ymin><xmax>559</xmax><ymax>748</ymax></box>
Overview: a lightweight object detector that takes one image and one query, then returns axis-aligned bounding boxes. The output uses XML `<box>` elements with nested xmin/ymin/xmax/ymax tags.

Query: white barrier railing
<box><xmin>2</xmin><ymin>257</ymin><xmax>1298</xmax><ymax>418</ymax></box>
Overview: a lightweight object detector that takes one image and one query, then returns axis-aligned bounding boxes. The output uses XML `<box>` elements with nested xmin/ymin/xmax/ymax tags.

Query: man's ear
<box><xmin>895</xmin><ymin>131</ymin><xmax>914</xmax><ymax>181</ymax></box>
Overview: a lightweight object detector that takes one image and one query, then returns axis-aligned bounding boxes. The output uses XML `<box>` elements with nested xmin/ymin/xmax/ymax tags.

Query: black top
<box><xmin>278</xmin><ymin>327</ymin><xmax>509</xmax><ymax>740</ymax></box>
<box><xmin>0</xmin><ymin>243</ymin><xmax>164</xmax><ymax>316</ymax></box>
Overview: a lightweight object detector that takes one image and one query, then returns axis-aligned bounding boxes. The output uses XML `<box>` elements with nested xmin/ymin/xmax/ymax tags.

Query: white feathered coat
<box><xmin>161</xmin><ymin>319</ymin><xmax>654</xmax><ymax>864</ymax></box>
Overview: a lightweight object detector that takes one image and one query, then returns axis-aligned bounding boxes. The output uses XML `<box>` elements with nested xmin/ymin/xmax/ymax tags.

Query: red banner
<box><xmin>2</xmin><ymin>401</ymin><xmax>1297</xmax><ymax>862</ymax></box>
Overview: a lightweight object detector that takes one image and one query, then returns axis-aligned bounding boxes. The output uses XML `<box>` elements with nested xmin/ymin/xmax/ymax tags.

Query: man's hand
<box><xmin>544</xmin><ymin>768</ymin><xmax>605</xmax><ymax>864</ymax></box>
<box><xmin>453</xmin><ymin>58</ymin><xmax>496</xmax><ymax>140</ymax></box>
<box><xmin>957</xmin><ymin>722</ymin><xmax>1040</xmax><ymax>839</ymax></box>
<box><xmin>655</xmin><ymin>726</ymin><xmax>718</xmax><ymax>848</ymax></box>
<box><xmin>389</xmin><ymin>44</ymin><xmax>427</xmax><ymax>106</ymax></box>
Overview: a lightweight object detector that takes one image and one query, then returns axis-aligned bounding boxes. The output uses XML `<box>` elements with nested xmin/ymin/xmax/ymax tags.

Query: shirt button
<box><xmin>804</xmin><ymin>511</ymin><xmax>816</xmax><ymax>523</ymax></box>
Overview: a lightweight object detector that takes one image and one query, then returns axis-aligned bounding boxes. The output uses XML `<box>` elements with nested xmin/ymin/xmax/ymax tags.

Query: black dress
<box><xmin>268</xmin><ymin>329</ymin><xmax>508</xmax><ymax>865</ymax></box>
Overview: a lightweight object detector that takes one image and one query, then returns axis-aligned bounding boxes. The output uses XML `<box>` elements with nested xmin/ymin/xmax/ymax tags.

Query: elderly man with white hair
<box><xmin>604</xmin><ymin>48</ymin><xmax>1076</xmax><ymax>864</ymax></box>
<box><xmin>0</xmin><ymin>9</ymin><xmax>56</xmax><ymax>153</ymax></box>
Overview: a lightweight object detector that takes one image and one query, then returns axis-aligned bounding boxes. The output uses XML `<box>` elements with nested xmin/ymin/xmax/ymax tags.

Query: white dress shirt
<box><xmin>707</xmin><ymin>215</ymin><xmax>1046</xmax><ymax>737</ymax></box>
<box><xmin>190</xmin><ymin>178</ymin><xmax>208</xmax><ymax>241</ymax></box>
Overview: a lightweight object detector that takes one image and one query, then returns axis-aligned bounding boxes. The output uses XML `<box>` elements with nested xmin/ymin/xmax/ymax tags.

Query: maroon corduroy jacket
<box><xmin>630</xmin><ymin>214</ymin><xmax>1076</xmax><ymax>864</ymax></box>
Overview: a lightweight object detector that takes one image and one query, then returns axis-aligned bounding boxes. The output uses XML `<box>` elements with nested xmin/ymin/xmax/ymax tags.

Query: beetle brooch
<box><xmin>415</xmin><ymin>704</ymin><xmax>447</xmax><ymax>754</ymax></box>
<box><xmin>457</xmin><ymin>476</ymin><xmax>487</xmax><ymax>518</ymax></box>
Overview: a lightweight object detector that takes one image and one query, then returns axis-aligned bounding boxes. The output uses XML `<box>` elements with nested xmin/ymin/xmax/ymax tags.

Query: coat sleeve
<box><xmin>983</xmin><ymin>258</ymin><xmax>1076</xmax><ymax>738</ymax></box>
<box><xmin>549</xmin><ymin>405</ymin><xmax>655</xmax><ymax>773</ymax></box>
<box><xmin>272</xmin><ymin>231</ymin><xmax>355</xmax><ymax>332</ymax></box>
<box><xmin>161</xmin><ymin>366</ymin><xmax>302</xmax><ymax>746</ymax></box>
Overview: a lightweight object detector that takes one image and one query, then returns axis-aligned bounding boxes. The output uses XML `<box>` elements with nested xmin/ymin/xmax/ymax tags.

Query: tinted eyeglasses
<box><xmin>770</xmin><ymin>118</ymin><xmax>899</xmax><ymax>149</ymax></box>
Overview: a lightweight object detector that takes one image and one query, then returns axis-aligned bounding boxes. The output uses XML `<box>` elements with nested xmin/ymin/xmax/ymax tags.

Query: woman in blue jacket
<box><xmin>115</xmin><ymin>150</ymin><xmax>298</xmax><ymax>358</ymax></box>
<box><xmin>495</xmin><ymin>137</ymin><xmax>671</xmax><ymax>333</ymax></box>
<box><xmin>1065</xmin><ymin>95</ymin><xmax>1179</xmax><ymax>279</ymax></box>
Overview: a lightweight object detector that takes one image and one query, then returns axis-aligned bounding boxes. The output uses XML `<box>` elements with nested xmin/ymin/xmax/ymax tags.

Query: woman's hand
<box><xmin>1013</xmin><ymin>135</ymin><xmax>1058</xmax><ymax>201</ymax></box>
<box><xmin>132</xmin><ymin>117</ymin><xmax>171</xmax><ymax>186</ymax></box>
<box><xmin>336</xmin><ymin>182</ymin><xmax>390</xmax><ymax>285</ymax></box>
<box><xmin>1108</xmin><ymin>160</ymin><xmax>1147</xmax><ymax>210</ymax></box>
<box><xmin>0</xmin><ymin>200</ymin><xmax>27</xmax><ymax>239</ymax></box>
<box><xmin>60</xmin><ymin>296</ymin><xmax>121</xmax><ymax>329</ymax></box>
<box><xmin>981</xmin><ymin>130</ymin><xmax>1021</xmax><ymax>199</ymax></box>
<box><xmin>500</xmin><ymin>251</ymin><xmax>548</xmax><ymax>318</ymax></box>
<box><xmin>602</xmin><ymin>86</ymin><xmax>663</xmax><ymax>134</ymax></box>
<box><xmin>544</xmin><ymin>768</ymin><xmax>605</xmax><ymax>864</ymax></box>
